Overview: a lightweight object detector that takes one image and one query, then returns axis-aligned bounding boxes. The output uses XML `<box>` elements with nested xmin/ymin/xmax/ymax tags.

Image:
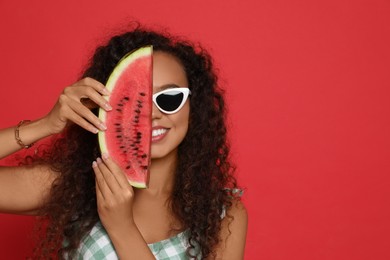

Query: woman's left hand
<box><xmin>92</xmin><ymin>155</ymin><xmax>156</xmax><ymax>259</ymax></box>
<box><xmin>92</xmin><ymin>154</ymin><xmax>135</xmax><ymax>234</ymax></box>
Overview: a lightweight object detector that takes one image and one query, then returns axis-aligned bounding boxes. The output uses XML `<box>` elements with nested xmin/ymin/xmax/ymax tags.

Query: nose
<box><xmin>152</xmin><ymin>101</ymin><xmax>163</xmax><ymax>119</ymax></box>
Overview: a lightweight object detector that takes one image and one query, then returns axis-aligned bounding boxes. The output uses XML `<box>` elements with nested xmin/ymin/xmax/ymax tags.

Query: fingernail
<box><xmin>97</xmin><ymin>157</ymin><xmax>102</xmax><ymax>163</ymax></box>
<box><xmin>92</xmin><ymin>161</ymin><xmax>97</xmax><ymax>167</ymax></box>
<box><xmin>91</xmin><ymin>127</ymin><xmax>99</xmax><ymax>134</ymax></box>
<box><xmin>105</xmin><ymin>103</ymin><xmax>112</xmax><ymax>111</ymax></box>
<box><xmin>102</xmin><ymin>153</ymin><xmax>109</xmax><ymax>160</ymax></box>
<box><xmin>99</xmin><ymin>122</ymin><xmax>107</xmax><ymax>130</ymax></box>
<box><xmin>102</xmin><ymin>88</ymin><xmax>110</xmax><ymax>95</ymax></box>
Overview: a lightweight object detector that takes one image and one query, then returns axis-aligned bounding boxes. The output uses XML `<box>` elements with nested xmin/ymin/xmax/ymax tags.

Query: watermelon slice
<box><xmin>98</xmin><ymin>46</ymin><xmax>152</xmax><ymax>188</ymax></box>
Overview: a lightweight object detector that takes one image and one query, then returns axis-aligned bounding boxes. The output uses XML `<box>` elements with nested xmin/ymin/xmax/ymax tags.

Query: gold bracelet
<box><xmin>15</xmin><ymin>120</ymin><xmax>34</xmax><ymax>149</ymax></box>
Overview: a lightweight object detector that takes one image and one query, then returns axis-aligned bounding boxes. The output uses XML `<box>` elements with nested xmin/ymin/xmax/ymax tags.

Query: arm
<box><xmin>212</xmin><ymin>200</ymin><xmax>248</xmax><ymax>260</ymax></box>
<box><xmin>0</xmin><ymin>165</ymin><xmax>56</xmax><ymax>214</ymax></box>
<box><xmin>0</xmin><ymin>119</ymin><xmax>55</xmax><ymax>214</ymax></box>
<box><xmin>0</xmin><ymin>118</ymin><xmax>52</xmax><ymax>160</ymax></box>
<box><xmin>0</xmin><ymin>77</ymin><xmax>112</xmax><ymax>215</ymax></box>
<box><xmin>0</xmin><ymin>77</ymin><xmax>110</xmax><ymax>160</ymax></box>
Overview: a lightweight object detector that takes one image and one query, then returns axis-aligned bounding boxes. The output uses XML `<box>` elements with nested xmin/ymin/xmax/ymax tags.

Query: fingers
<box><xmin>67</xmin><ymin>78</ymin><xmax>112</xmax><ymax>112</ymax></box>
<box><xmin>93</xmin><ymin>156</ymin><xmax>132</xmax><ymax>196</ymax></box>
<box><xmin>102</xmin><ymin>153</ymin><xmax>130</xmax><ymax>189</ymax></box>
<box><xmin>65</xmin><ymin>79</ymin><xmax>107</xmax><ymax>102</ymax></box>
<box><xmin>60</xmin><ymin>77</ymin><xmax>112</xmax><ymax>134</ymax></box>
<box><xmin>93</xmin><ymin>160</ymin><xmax>111</xmax><ymax>200</ymax></box>
<box><xmin>81</xmin><ymin>77</ymin><xmax>110</xmax><ymax>96</ymax></box>
<box><xmin>80</xmin><ymin>78</ymin><xmax>110</xmax><ymax>108</ymax></box>
<box><xmin>93</xmin><ymin>157</ymin><xmax>136</xmax><ymax>234</ymax></box>
<box><xmin>95</xmin><ymin>178</ymin><xmax>105</xmax><ymax>202</ymax></box>
<box><xmin>94</xmin><ymin>158</ymin><xmax>122</xmax><ymax>194</ymax></box>
<box><xmin>67</xmin><ymin>98</ymin><xmax>107</xmax><ymax>132</ymax></box>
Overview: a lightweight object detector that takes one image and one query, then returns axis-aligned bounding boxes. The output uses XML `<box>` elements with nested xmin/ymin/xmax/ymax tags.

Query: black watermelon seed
<box><xmin>126</xmin><ymin>165</ymin><xmax>131</xmax><ymax>169</ymax></box>
<box><xmin>124</xmin><ymin>97</ymin><xmax>129</xmax><ymax>101</ymax></box>
<box><xmin>139</xmin><ymin>92</ymin><xmax>146</xmax><ymax>96</ymax></box>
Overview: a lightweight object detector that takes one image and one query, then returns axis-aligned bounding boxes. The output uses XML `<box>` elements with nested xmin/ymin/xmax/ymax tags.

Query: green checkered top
<box><xmin>73</xmin><ymin>189</ymin><xmax>242</xmax><ymax>259</ymax></box>
<box><xmin>74</xmin><ymin>222</ymin><xmax>200</xmax><ymax>259</ymax></box>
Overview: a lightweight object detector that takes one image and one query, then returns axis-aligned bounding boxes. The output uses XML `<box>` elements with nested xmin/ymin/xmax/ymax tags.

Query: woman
<box><xmin>0</xmin><ymin>25</ymin><xmax>247</xmax><ymax>259</ymax></box>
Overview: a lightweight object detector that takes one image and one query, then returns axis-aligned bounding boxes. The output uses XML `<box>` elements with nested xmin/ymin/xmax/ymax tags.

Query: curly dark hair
<box><xmin>33</xmin><ymin>23</ymin><xmax>239</xmax><ymax>259</ymax></box>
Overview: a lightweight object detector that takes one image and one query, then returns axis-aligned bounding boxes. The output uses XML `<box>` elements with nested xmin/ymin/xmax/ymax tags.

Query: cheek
<box><xmin>172</xmin><ymin>105</ymin><xmax>190</xmax><ymax>137</ymax></box>
<box><xmin>179</xmin><ymin>103</ymin><xmax>190</xmax><ymax>127</ymax></box>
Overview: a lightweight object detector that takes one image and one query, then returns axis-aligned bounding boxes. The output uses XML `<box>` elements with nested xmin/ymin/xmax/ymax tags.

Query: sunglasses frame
<box><xmin>152</xmin><ymin>87</ymin><xmax>192</xmax><ymax>114</ymax></box>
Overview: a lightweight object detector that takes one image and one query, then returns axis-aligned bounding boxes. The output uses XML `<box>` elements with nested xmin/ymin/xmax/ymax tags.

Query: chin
<box><xmin>150</xmin><ymin>146</ymin><xmax>178</xmax><ymax>160</ymax></box>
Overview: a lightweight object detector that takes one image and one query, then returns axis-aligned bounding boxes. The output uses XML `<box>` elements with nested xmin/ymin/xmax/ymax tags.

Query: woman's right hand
<box><xmin>44</xmin><ymin>77</ymin><xmax>112</xmax><ymax>135</ymax></box>
<box><xmin>0</xmin><ymin>77</ymin><xmax>113</xmax><ymax>214</ymax></box>
<box><xmin>0</xmin><ymin>77</ymin><xmax>111</xmax><ymax>160</ymax></box>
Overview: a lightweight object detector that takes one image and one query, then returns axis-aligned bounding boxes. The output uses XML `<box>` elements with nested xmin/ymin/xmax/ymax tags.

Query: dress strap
<box><xmin>221</xmin><ymin>188</ymin><xmax>244</xmax><ymax>219</ymax></box>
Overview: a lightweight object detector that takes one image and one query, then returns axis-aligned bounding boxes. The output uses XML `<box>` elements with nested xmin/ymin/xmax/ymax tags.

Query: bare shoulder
<box><xmin>213</xmin><ymin>199</ymin><xmax>248</xmax><ymax>260</ymax></box>
<box><xmin>224</xmin><ymin>199</ymin><xmax>248</xmax><ymax>239</ymax></box>
<box><xmin>228</xmin><ymin>199</ymin><xmax>248</xmax><ymax>222</ymax></box>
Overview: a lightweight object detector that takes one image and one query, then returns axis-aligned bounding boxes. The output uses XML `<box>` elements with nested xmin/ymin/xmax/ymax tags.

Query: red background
<box><xmin>1</xmin><ymin>0</ymin><xmax>390</xmax><ymax>259</ymax></box>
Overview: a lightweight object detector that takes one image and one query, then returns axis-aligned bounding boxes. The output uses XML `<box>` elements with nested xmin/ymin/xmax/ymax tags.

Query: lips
<box><xmin>152</xmin><ymin>127</ymin><xmax>169</xmax><ymax>142</ymax></box>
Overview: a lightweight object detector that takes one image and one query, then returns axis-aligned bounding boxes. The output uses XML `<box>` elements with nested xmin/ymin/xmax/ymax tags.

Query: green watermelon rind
<box><xmin>98</xmin><ymin>46</ymin><xmax>152</xmax><ymax>189</ymax></box>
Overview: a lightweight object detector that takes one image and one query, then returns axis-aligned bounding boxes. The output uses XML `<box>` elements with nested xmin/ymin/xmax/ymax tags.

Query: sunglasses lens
<box><xmin>156</xmin><ymin>91</ymin><xmax>184</xmax><ymax>112</ymax></box>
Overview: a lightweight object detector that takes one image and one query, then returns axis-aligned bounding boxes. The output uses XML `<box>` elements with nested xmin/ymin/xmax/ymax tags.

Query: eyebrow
<box><xmin>154</xmin><ymin>84</ymin><xmax>185</xmax><ymax>92</ymax></box>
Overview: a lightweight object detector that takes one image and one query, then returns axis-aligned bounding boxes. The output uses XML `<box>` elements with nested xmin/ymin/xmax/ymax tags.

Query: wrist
<box><xmin>16</xmin><ymin>118</ymin><xmax>53</xmax><ymax>147</ymax></box>
<box><xmin>15</xmin><ymin>120</ymin><xmax>35</xmax><ymax>149</ymax></box>
<box><xmin>105</xmin><ymin>221</ymin><xmax>154</xmax><ymax>260</ymax></box>
<box><xmin>105</xmin><ymin>219</ymin><xmax>138</xmax><ymax>240</ymax></box>
<box><xmin>38</xmin><ymin>116</ymin><xmax>59</xmax><ymax>136</ymax></box>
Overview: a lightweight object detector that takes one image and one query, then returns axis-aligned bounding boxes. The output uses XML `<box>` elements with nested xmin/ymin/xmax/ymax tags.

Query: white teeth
<box><xmin>152</xmin><ymin>128</ymin><xmax>167</xmax><ymax>137</ymax></box>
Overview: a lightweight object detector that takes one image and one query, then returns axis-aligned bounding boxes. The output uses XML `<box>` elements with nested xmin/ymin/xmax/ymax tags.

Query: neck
<box><xmin>135</xmin><ymin>149</ymin><xmax>178</xmax><ymax>196</ymax></box>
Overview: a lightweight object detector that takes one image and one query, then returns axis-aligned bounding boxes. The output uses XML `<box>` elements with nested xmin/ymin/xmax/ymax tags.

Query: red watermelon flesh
<box><xmin>98</xmin><ymin>46</ymin><xmax>152</xmax><ymax>188</ymax></box>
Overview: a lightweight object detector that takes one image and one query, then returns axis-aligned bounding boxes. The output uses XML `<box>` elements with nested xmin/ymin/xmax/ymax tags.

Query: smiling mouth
<box><xmin>152</xmin><ymin>128</ymin><xmax>168</xmax><ymax>142</ymax></box>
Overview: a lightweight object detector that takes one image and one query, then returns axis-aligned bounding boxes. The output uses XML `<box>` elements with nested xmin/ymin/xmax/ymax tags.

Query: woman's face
<box><xmin>150</xmin><ymin>51</ymin><xmax>190</xmax><ymax>159</ymax></box>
